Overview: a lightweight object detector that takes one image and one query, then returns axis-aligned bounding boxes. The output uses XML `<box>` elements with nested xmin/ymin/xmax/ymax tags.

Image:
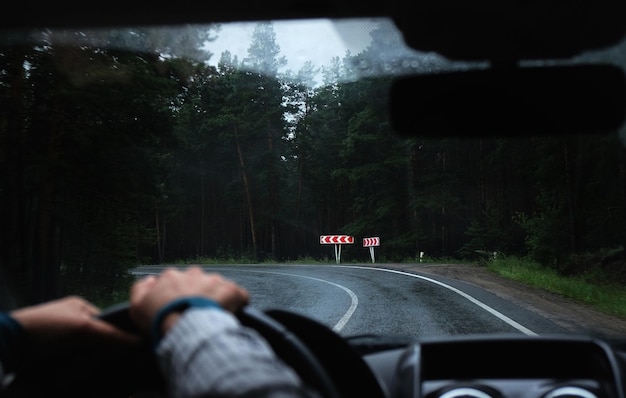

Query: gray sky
<box><xmin>204</xmin><ymin>18</ymin><xmax>381</xmax><ymax>73</ymax></box>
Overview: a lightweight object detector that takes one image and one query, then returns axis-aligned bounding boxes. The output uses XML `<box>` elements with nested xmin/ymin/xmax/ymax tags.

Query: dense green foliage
<box><xmin>1</xmin><ymin>22</ymin><xmax>625</xmax><ymax>303</ymax></box>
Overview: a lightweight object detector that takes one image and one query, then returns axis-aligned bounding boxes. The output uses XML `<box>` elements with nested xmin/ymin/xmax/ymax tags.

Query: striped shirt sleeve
<box><xmin>156</xmin><ymin>308</ymin><xmax>322</xmax><ymax>398</ymax></box>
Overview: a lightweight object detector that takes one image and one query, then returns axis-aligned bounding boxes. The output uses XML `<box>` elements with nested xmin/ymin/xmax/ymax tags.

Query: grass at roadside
<box><xmin>486</xmin><ymin>256</ymin><xmax>626</xmax><ymax>319</ymax></box>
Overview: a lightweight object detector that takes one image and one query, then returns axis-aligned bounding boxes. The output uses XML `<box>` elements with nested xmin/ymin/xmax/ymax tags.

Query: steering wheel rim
<box><xmin>237</xmin><ymin>306</ymin><xmax>342</xmax><ymax>398</ymax></box>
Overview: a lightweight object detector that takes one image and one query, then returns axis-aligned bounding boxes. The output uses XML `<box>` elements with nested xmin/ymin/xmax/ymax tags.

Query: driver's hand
<box><xmin>129</xmin><ymin>266</ymin><xmax>250</xmax><ymax>335</ymax></box>
<box><xmin>11</xmin><ymin>296</ymin><xmax>139</xmax><ymax>345</ymax></box>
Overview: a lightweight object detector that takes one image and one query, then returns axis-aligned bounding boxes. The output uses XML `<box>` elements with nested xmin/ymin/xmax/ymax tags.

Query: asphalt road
<box><xmin>131</xmin><ymin>264</ymin><xmax>574</xmax><ymax>339</ymax></box>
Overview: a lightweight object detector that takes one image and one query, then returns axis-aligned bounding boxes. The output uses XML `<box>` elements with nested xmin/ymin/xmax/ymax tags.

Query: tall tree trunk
<box><xmin>32</xmin><ymin>177</ymin><xmax>60</xmax><ymax>303</ymax></box>
<box><xmin>620</xmin><ymin>150</ymin><xmax>626</xmax><ymax>261</ymax></box>
<box><xmin>295</xmin><ymin>158</ymin><xmax>303</xmax><ymax>248</ymax></box>
<box><xmin>441</xmin><ymin>148</ymin><xmax>447</xmax><ymax>256</ymax></box>
<box><xmin>155</xmin><ymin>205</ymin><xmax>163</xmax><ymax>263</ymax></box>
<box><xmin>1</xmin><ymin>50</ymin><xmax>26</xmax><ymax>278</ymax></box>
<box><xmin>200</xmin><ymin>174</ymin><xmax>205</xmax><ymax>256</ymax></box>
<box><xmin>267</xmin><ymin>124</ymin><xmax>278</xmax><ymax>260</ymax></box>
<box><xmin>32</xmin><ymin>103</ymin><xmax>64</xmax><ymax>303</ymax></box>
<box><xmin>234</xmin><ymin>123</ymin><xmax>257</xmax><ymax>257</ymax></box>
<box><xmin>409</xmin><ymin>140</ymin><xmax>422</xmax><ymax>255</ymax></box>
<box><xmin>563</xmin><ymin>142</ymin><xmax>577</xmax><ymax>253</ymax></box>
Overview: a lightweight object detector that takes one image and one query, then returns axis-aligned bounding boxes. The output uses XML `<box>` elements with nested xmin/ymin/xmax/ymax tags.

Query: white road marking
<box><xmin>230</xmin><ymin>269</ymin><xmax>358</xmax><ymax>332</ymax></box>
<box><xmin>131</xmin><ymin>265</ymin><xmax>537</xmax><ymax>335</ymax></box>
<box><xmin>339</xmin><ymin>265</ymin><xmax>538</xmax><ymax>336</ymax></box>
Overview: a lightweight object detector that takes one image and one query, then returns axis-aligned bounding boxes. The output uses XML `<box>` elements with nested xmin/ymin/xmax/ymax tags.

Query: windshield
<box><xmin>1</xmin><ymin>16</ymin><xmax>625</xmax><ymax>340</ymax></box>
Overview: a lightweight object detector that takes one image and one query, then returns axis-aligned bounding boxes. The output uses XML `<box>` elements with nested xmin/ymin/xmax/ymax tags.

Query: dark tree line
<box><xmin>1</xmin><ymin>21</ymin><xmax>625</xmax><ymax>304</ymax></box>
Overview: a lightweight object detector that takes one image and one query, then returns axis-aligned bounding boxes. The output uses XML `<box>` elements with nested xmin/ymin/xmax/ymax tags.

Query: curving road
<box><xmin>130</xmin><ymin>264</ymin><xmax>571</xmax><ymax>339</ymax></box>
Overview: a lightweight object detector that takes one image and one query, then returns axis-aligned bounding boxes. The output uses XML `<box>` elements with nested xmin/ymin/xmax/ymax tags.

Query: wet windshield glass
<box><xmin>1</xmin><ymin>17</ymin><xmax>625</xmax><ymax>338</ymax></box>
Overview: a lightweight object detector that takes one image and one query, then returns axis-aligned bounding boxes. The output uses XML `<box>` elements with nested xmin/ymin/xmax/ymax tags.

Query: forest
<box><xmin>1</xmin><ymin>20</ymin><xmax>625</xmax><ymax>303</ymax></box>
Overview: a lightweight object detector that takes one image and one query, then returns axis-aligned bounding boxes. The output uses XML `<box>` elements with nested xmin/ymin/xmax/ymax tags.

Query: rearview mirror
<box><xmin>389</xmin><ymin>65</ymin><xmax>626</xmax><ymax>136</ymax></box>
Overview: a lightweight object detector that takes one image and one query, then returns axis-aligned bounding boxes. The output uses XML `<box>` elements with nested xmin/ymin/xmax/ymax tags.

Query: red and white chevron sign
<box><xmin>320</xmin><ymin>235</ymin><xmax>354</xmax><ymax>244</ymax></box>
<box><xmin>363</xmin><ymin>237</ymin><xmax>380</xmax><ymax>247</ymax></box>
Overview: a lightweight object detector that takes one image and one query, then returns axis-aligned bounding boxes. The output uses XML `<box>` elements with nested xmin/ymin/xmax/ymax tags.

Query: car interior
<box><xmin>3</xmin><ymin>1</ymin><xmax>626</xmax><ymax>398</ymax></box>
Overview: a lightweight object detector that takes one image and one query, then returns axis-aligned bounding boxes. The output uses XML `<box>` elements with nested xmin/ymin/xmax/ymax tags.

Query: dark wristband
<box><xmin>151</xmin><ymin>297</ymin><xmax>222</xmax><ymax>349</ymax></box>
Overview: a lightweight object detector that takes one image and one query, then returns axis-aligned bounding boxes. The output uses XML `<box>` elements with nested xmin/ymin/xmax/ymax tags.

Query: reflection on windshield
<box><xmin>0</xmin><ymin>18</ymin><xmax>624</xmax><ymax>335</ymax></box>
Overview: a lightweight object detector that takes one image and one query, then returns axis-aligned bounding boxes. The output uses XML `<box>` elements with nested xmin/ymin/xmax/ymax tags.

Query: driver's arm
<box><xmin>157</xmin><ymin>305</ymin><xmax>321</xmax><ymax>397</ymax></box>
<box><xmin>0</xmin><ymin>296</ymin><xmax>138</xmax><ymax>389</ymax></box>
<box><xmin>130</xmin><ymin>266</ymin><xmax>322</xmax><ymax>398</ymax></box>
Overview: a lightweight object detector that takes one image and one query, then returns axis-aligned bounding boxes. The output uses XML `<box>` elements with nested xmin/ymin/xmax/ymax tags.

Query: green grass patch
<box><xmin>487</xmin><ymin>256</ymin><xmax>626</xmax><ymax>319</ymax></box>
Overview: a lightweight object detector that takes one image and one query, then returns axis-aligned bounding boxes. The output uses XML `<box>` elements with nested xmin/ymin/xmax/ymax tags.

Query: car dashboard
<box><xmin>361</xmin><ymin>335</ymin><xmax>626</xmax><ymax>398</ymax></box>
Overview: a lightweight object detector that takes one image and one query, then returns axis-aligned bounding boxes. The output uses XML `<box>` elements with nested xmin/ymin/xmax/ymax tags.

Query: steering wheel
<box><xmin>236</xmin><ymin>306</ymin><xmax>342</xmax><ymax>398</ymax></box>
<box><xmin>5</xmin><ymin>302</ymin><xmax>342</xmax><ymax>398</ymax></box>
